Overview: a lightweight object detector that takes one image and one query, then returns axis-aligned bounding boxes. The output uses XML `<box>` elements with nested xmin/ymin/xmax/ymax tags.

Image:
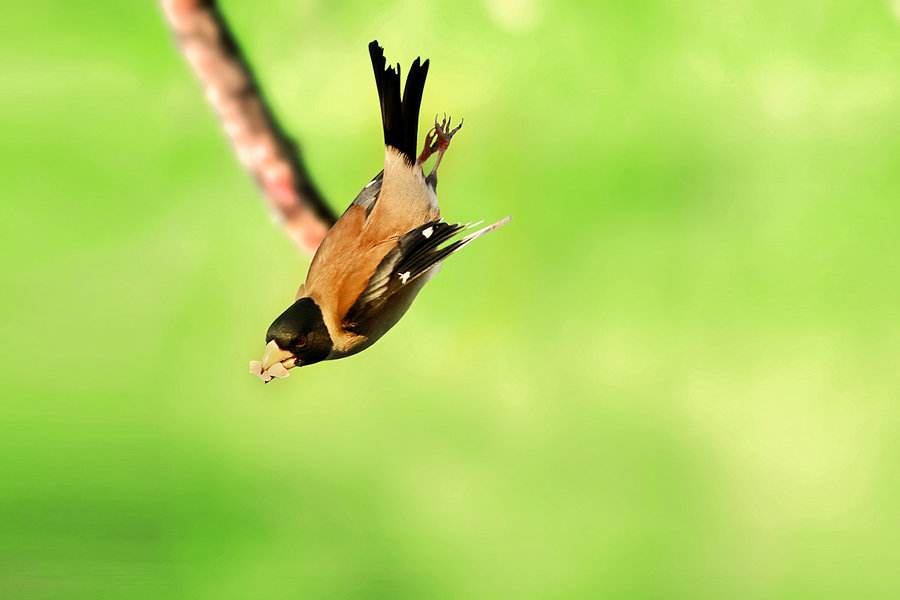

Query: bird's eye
<box><xmin>297</xmin><ymin>335</ymin><xmax>308</xmax><ymax>348</ymax></box>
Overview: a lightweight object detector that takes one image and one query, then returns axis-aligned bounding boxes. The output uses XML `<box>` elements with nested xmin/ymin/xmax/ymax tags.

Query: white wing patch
<box><xmin>422</xmin><ymin>226</ymin><xmax>434</xmax><ymax>238</ymax></box>
<box><xmin>399</xmin><ymin>271</ymin><xmax>411</xmax><ymax>284</ymax></box>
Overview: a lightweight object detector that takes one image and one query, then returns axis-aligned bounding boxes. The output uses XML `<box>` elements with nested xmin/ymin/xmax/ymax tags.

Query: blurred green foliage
<box><xmin>2</xmin><ymin>1</ymin><xmax>900</xmax><ymax>598</ymax></box>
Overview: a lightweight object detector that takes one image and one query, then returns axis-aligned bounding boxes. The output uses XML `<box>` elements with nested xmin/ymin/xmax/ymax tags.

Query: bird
<box><xmin>250</xmin><ymin>40</ymin><xmax>509</xmax><ymax>383</ymax></box>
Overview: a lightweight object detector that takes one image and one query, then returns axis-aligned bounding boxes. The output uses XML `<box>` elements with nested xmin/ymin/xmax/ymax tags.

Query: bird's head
<box><xmin>251</xmin><ymin>298</ymin><xmax>333</xmax><ymax>382</ymax></box>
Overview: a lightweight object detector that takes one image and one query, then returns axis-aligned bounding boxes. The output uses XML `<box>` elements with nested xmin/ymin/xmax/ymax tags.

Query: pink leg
<box><xmin>417</xmin><ymin>114</ymin><xmax>463</xmax><ymax>179</ymax></box>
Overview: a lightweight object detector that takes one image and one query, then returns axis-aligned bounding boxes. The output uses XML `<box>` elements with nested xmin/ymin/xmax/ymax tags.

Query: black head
<box><xmin>266</xmin><ymin>297</ymin><xmax>333</xmax><ymax>367</ymax></box>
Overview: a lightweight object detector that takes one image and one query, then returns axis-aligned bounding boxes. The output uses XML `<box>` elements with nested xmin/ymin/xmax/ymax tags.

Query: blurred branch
<box><xmin>161</xmin><ymin>0</ymin><xmax>335</xmax><ymax>254</ymax></box>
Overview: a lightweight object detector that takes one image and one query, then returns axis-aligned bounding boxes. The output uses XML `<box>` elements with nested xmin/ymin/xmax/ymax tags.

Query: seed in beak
<box><xmin>267</xmin><ymin>362</ymin><xmax>290</xmax><ymax>379</ymax></box>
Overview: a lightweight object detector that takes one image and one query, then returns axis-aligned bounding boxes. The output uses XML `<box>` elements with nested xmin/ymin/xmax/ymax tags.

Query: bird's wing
<box><xmin>302</xmin><ymin>167</ymin><xmax>428</xmax><ymax>336</ymax></box>
<box><xmin>344</xmin><ymin>217</ymin><xmax>510</xmax><ymax>331</ymax></box>
<box><xmin>347</xmin><ymin>171</ymin><xmax>384</xmax><ymax>216</ymax></box>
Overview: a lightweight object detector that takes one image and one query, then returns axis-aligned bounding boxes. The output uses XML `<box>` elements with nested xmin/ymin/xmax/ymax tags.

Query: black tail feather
<box><xmin>402</xmin><ymin>57</ymin><xmax>429</xmax><ymax>161</ymax></box>
<box><xmin>368</xmin><ymin>40</ymin><xmax>429</xmax><ymax>163</ymax></box>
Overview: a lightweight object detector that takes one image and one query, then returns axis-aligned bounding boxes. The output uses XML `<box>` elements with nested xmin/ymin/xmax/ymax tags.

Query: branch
<box><xmin>161</xmin><ymin>0</ymin><xmax>336</xmax><ymax>254</ymax></box>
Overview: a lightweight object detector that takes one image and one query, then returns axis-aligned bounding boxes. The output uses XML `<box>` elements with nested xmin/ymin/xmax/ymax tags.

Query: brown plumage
<box><xmin>250</xmin><ymin>41</ymin><xmax>509</xmax><ymax>383</ymax></box>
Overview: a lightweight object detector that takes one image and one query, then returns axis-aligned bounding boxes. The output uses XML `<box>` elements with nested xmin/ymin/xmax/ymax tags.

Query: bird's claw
<box><xmin>422</xmin><ymin>127</ymin><xmax>438</xmax><ymax>154</ymax></box>
<box><xmin>432</xmin><ymin>113</ymin><xmax>463</xmax><ymax>149</ymax></box>
<box><xmin>418</xmin><ymin>113</ymin><xmax>463</xmax><ymax>165</ymax></box>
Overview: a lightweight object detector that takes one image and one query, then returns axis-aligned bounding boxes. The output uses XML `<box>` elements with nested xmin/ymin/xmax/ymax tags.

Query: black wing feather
<box><xmin>345</xmin><ymin>221</ymin><xmax>463</xmax><ymax>329</ymax></box>
<box><xmin>345</xmin><ymin>216</ymin><xmax>511</xmax><ymax>332</ymax></box>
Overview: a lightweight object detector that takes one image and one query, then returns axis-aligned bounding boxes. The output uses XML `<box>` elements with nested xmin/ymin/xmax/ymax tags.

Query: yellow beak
<box><xmin>262</xmin><ymin>339</ymin><xmax>296</xmax><ymax>370</ymax></box>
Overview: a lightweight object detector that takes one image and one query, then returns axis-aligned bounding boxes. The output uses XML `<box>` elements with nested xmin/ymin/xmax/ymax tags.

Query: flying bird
<box><xmin>250</xmin><ymin>41</ymin><xmax>509</xmax><ymax>382</ymax></box>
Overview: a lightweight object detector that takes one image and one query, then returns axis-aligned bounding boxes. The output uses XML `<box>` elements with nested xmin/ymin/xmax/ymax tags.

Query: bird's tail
<box><xmin>368</xmin><ymin>40</ymin><xmax>429</xmax><ymax>164</ymax></box>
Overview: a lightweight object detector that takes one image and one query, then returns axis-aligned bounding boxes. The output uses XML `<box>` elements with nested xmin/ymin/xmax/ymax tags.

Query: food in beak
<box><xmin>249</xmin><ymin>340</ymin><xmax>297</xmax><ymax>383</ymax></box>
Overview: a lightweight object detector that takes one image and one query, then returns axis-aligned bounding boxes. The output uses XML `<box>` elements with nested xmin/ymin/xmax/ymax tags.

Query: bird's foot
<box><xmin>417</xmin><ymin>114</ymin><xmax>463</xmax><ymax>177</ymax></box>
<box><xmin>431</xmin><ymin>113</ymin><xmax>464</xmax><ymax>152</ymax></box>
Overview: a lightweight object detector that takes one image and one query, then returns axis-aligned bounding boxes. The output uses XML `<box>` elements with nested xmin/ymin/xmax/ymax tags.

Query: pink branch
<box><xmin>161</xmin><ymin>0</ymin><xmax>335</xmax><ymax>254</ymax></box>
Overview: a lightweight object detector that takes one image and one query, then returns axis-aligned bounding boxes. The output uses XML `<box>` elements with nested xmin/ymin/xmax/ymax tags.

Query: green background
<box><xmin>3</xmin><ymin>1</ymin><xmax>900</xmax><ymax>598</ymax></box>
